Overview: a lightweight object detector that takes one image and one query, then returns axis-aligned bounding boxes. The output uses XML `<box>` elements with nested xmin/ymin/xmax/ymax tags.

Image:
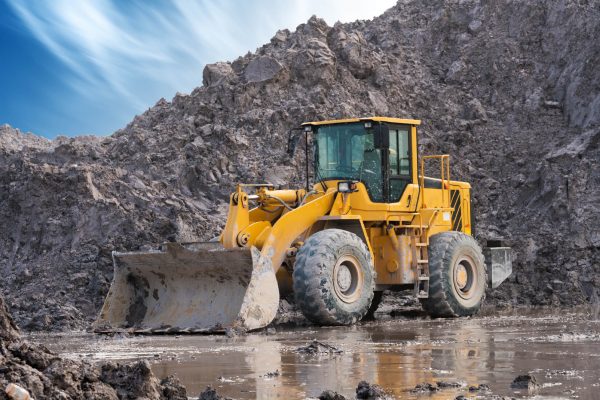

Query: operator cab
<box><xmin>302</xmin><ymin>117</ymin><xmax>421</xmax><ymax>203</ymax></box>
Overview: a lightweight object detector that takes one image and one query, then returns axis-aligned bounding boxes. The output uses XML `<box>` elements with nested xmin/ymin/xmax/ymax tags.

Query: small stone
<box><xmin>5</xmin><ymin>383</ymin><xmax>32</xmax><ymax>400</ymax></box>
<box><xmin>446</xmin><ymin>60</ymin><xmax>467</xmax><ymax>82</ymax></box>
<box><xmin>160</xmin><ymin>376</ymin><xmax>187</xmax><ymax>400</ymax></box>
<box><xmin>295</xmin><ymin>339</ymin><xmax>342</xmax><ymax>354</ymax></box>
<box><xmin>319</xmin><ymin>390</ymin><xmax>347</xmax><ymax>400</ymax></box>
<box><xmin>261</xmin><ymin>369</ymin><xmax>280</xmax><ymax>378</ymax></box>
<box><xmin>511</xmin><ymin>374</ymin><xmax>539</xmax><ymax>391</ymax></box>
<box><xmin>198</xmin><ymin>385</ymin><xmax>232</xmax><ymax>400</ymax></box>
<box><xmin>410</xmin><ymin>382</ymin><xmax>439</xmax><ymax>393</ymax></box>
<box><xmin>543</xmin><ymin>100</ymin><xmax>561</xmax><ymax>108</ymax></box>
<box><xmin>356</xmin><ymin>380</ymin><xmax>387</xmax><ymax>399</ymax></box>
<box><xmin>468</xmin><ymin>383</ymin><xmax>490</xmax><ymax>392</ymax></box>
<box><xmin>436</xmin><ymin>381</ymin><xmax>463</xmax><ymax>389</ymax></box>
<box><xmin>468</xmin><ymin>19</ymin><xmax>482</xmax><ymax>34</ymax></box>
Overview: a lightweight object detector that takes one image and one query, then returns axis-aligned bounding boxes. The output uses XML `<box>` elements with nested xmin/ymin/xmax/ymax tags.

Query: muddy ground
<box><xmin>35</xmin><ymin>307</ymin><xmax>600</xmax><ymax>400</ymax></box>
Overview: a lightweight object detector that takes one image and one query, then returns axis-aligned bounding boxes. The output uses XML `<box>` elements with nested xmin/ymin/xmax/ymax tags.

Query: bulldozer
<box><xmin>94</xmin><ymin>117</ymin><xmax>512</xmax><ymax>333</ymax></box>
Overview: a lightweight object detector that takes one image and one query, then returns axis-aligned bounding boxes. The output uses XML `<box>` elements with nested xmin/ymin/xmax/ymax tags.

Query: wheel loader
<box><xmin>94</xmin><ymin>117</ymin><xmax>512</xmax><ymax>333</ymax></box>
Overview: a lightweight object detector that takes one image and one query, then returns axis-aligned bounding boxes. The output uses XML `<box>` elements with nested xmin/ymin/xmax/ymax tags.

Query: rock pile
<box><xmin>0</xmin><ymin>0</ymin><xmax>599</xmax><ymax>331</ymax></box>
<box><xmin>0</xmin><ymin>293</ymin><xmax>187</xmax><ymax>399</ymax></box>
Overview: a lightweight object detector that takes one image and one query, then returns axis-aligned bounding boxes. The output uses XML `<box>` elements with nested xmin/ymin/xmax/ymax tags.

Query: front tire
<box><xmin>420</xmin><ymin>232</ymin><xmax>486</xmax><ymax>317</ymax></box>
<box><xmin>293</xmin><ymin>229</ymin><xmax>375</xmax><ymax>325</ymax></box>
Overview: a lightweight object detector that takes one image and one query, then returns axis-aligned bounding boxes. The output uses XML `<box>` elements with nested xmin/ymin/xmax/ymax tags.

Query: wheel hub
<box><xmin>332</xmin><ymin>255</ymin><xmax>364</xmax><ymax>303</ymax></box>
<box><xmin>456</xmin><ymin>264</ymin><xmax>468</xmax><ymax>289</ymax></box>
<box><xmin>336</xmin><ymin>265</ymin><xmax>352</xmax><ymax>292</ymax></box>
<box><xmin>453</xmin><ymin>257</ymin><xmax>476</xmax><ymax>300</ymax></box>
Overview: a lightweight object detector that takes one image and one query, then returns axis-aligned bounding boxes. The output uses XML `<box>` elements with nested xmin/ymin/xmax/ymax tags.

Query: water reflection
<box><xmin>34</xmin><ymin>312</ymin><xmax>600</xmax><ymax>400</ymax></box>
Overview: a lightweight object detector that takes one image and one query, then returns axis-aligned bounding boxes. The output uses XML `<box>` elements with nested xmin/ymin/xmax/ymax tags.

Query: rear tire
<box><xmin>293</xmin><ymin>229</ymin><xmax>375</xmax><ymax>325</ymax></box>
<box><xmin>420</xmin><ymin>232</ymin><xmax>486</xmax><ymax>317</ymax></box>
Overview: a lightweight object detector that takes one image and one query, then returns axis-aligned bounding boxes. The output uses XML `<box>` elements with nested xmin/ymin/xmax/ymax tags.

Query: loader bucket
<box><xmin>93</xmin><ymin>242</ymin><xmax>280</xmax><ymax>333</ymax></box>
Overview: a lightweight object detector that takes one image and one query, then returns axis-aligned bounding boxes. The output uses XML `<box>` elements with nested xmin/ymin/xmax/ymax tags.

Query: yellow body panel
<box><xmin>370</xmin><ymin>230</ymin><xmax>414</xmax><ymax>285</ymax></box>
<box><xmin>221</xmin><ymin>185</ymin><xmax>337</xmax><ymax>273</ymax></box>
<box><xmin>220</xmin><ymin>118</ymin><xmax>472</xmax><ymax>289</ymax></box>
<box><xmin>221</xmin><ymin>179</ymin><xmax>470</xmax><ymax>287</ymax></box>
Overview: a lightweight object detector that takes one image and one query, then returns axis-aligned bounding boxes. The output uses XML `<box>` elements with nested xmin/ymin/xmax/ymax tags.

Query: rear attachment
<box><xmin>93</xmin><ymin>242</ymin><xmax>279</xmax><ymax>333</ymax></box>
<box><xmin>484</xmin><ymin>240</ymin><xmax>512</xmax><ymax>289</ymax></box>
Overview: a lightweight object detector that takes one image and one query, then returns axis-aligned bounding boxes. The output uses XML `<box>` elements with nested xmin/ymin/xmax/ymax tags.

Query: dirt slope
<box><xmin>0</xmin><ymin>0</ymin><xmax>599</xmax><ymax>331</ymax></box>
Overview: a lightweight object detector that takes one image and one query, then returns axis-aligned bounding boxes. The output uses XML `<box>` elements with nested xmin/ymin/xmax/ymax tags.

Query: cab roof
<box><xmin>302</xmin><ymin>116</ymin><xmax>421</xmax><ymax>126</ymax></box>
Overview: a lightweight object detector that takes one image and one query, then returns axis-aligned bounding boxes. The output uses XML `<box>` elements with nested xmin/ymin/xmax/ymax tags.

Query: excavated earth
<box><xmin>0</xmin><ymin>0</ymin><xmax>599</xmax><ymax>334</ymax></box>
<box><xmin>0</xmin><ymin>293</ymin><xmax>187</xmax><ymax>399</ymax></box>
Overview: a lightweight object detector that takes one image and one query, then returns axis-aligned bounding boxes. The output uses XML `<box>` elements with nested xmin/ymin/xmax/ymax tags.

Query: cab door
<box><xmin>386</xmin><ymin>125</ymin><xmax>412</xmax><ymax>203</ymax></box>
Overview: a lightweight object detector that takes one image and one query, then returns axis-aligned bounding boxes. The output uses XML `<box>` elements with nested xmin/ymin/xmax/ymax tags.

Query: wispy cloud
<box><xmin>6</xmin><ymin>0</ymin><xmax>396</xmax><ymax>135</ymax></box>
<box><xmin>6</xmin><ymin>0</ymin><xmax>247</xmax><ymax>109</ymax></box>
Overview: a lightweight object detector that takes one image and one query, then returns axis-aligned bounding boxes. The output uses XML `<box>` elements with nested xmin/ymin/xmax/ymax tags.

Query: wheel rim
<box><xmin>332</xmin><ymin>255</ymin><xmax>363</xmax><ymax>303</ymax></box>
<box><xmin>453</xmin><ymin>256</ymin><xmax>477</xmax><ymax>300</ymax></box>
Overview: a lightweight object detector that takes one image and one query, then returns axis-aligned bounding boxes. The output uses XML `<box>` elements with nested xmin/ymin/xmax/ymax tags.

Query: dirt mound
<box><xmin>0</xmin><ymin>292</ymin><xmax>187</xmax><ymax>399</ymax></box>
<box><xmin>1</xmin><ymin>0</ymin><xmax>599</xmax><ymax>331</ymax></box>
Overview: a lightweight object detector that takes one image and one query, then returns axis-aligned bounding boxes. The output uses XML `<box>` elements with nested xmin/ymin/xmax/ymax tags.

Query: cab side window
<box><xmin>388</xmin><ymin>128</ymin><xmax>411</xmax><ymax>202</ymax></box>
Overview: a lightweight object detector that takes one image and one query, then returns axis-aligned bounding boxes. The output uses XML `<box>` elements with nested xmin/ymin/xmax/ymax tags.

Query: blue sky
<box><xmin>0</xmin><ymin>0</ymin><xmax>396</xmax><ymax>138</ymax></box>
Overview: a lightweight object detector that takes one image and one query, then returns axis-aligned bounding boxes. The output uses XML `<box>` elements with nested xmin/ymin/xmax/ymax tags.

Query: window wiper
<box><xmin>314</xmin><ymin>153</ymin><xmax>328</xmax><ymax>192</ymax></box>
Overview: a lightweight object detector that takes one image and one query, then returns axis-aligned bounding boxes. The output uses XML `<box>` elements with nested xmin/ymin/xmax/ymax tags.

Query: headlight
<box><xmin>337</xmin><ymin>181</ymin><xmax>357</xmax><ymax>193</ymax></box>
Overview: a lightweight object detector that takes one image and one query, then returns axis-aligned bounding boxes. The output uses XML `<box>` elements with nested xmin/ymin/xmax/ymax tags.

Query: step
<box><xmin>396</xmin><ymin>224</ymin><xmax>429</xmax><ymax>229</ymax></box>
<box><xmin>417</xmin><ymin>260</ymin><xmax>429</xmax><ymax>264</ymax></box>
<box><xmin>416</xmin><ymin>291</ymin><xmax>429</xmax><ymax>298</ymax></box>
<box><xmin>418</xmin><ymin>276</ymin><xmax>430</xmax><ymax>281</ymax></box>
<box><xmin>416</xmin><ymin>242</ymin><xmax>428</xmax><ymax>246</ymax></box>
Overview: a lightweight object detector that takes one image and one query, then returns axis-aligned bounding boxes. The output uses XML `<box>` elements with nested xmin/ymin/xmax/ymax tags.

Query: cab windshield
<box><xmin>315</xmin><ymin>123</ymin><xmax>384</xmax><ymax>201</ymax></box>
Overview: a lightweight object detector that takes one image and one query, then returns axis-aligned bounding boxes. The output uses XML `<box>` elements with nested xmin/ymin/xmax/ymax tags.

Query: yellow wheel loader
<box><xmin>94</xmin><ymin>117</ymin><xmax>512</xmax><ymax>333</ymax></box>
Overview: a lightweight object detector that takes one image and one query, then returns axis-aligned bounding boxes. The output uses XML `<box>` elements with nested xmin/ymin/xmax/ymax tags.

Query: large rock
<box><xmin>328</xmin><ymin>27</ymin><xmax>375</xmax><ymax>79</ymax></box>
<box><xmin>244</xmin><ymin>55</ymin><xmax>283</xmax><ymax>83</ymax></box>
<box><xmin>291</xmin><ymin>38</ymin><xmax>336</xmax><ymax>86</ymax></box>
<box><xmin>202</xmin><ymin>62</ymin><xmax>235</xmax><ymax>87</ymax></box>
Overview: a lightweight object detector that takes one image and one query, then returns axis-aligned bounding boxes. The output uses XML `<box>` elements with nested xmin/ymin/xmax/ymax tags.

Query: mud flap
<box><xmin>93</xmin><ymin>242</ymin><xmax>279</xmax><ymax>333</ymax></box>
<box><xmin>484</xmin><ymin>246</ymin><xmax>512</xmax><ymax>289</ymax></box>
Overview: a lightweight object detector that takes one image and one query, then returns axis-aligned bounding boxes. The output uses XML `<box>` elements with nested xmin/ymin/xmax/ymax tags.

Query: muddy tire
<box><xmin>420</xmin><ymin>232</ymin><xmax>486</xmax><ymax>318</ymax></box>
<box><xmin>293</xmin><ymin>229</ymin><xmax>375</xmax><ymax>325</ymax></box>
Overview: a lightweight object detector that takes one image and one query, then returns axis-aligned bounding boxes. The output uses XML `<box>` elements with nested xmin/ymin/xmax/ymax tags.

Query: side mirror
<box><xmin>373</xmin><ymin>124</ymin><xmax>390</xmax><ymax>149</ymax></box>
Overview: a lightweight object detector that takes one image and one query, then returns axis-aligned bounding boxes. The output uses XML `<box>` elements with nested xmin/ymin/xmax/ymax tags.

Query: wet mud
<box><xmin>33</xmin><ymin>308</ymin><xmax>600</xmax><ymax>400</ymax></box>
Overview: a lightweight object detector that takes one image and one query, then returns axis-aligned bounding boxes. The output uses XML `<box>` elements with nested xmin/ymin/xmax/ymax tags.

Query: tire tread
<box><xmin>293</xmin><ymin>229</ymin><xmax>375</xmax><ymax>325</ymax></box>
<box><xmin>420</xmin><ymin>231</ymin><xmax>486</xmax><ymax>318</ymax></box>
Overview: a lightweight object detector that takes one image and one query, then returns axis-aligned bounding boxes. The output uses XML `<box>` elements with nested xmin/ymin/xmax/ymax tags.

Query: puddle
<box><xmin>32</xmin><ymin>310</ymin><xmax>600</xmax><ymax>399</ymax></box>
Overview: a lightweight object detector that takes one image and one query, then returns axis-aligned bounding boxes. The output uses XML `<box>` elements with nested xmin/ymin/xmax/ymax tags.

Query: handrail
<box><xmin>420</xmin><ymin>155</ymin><xmax>450</xmax><ymax>207</ymax></box>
